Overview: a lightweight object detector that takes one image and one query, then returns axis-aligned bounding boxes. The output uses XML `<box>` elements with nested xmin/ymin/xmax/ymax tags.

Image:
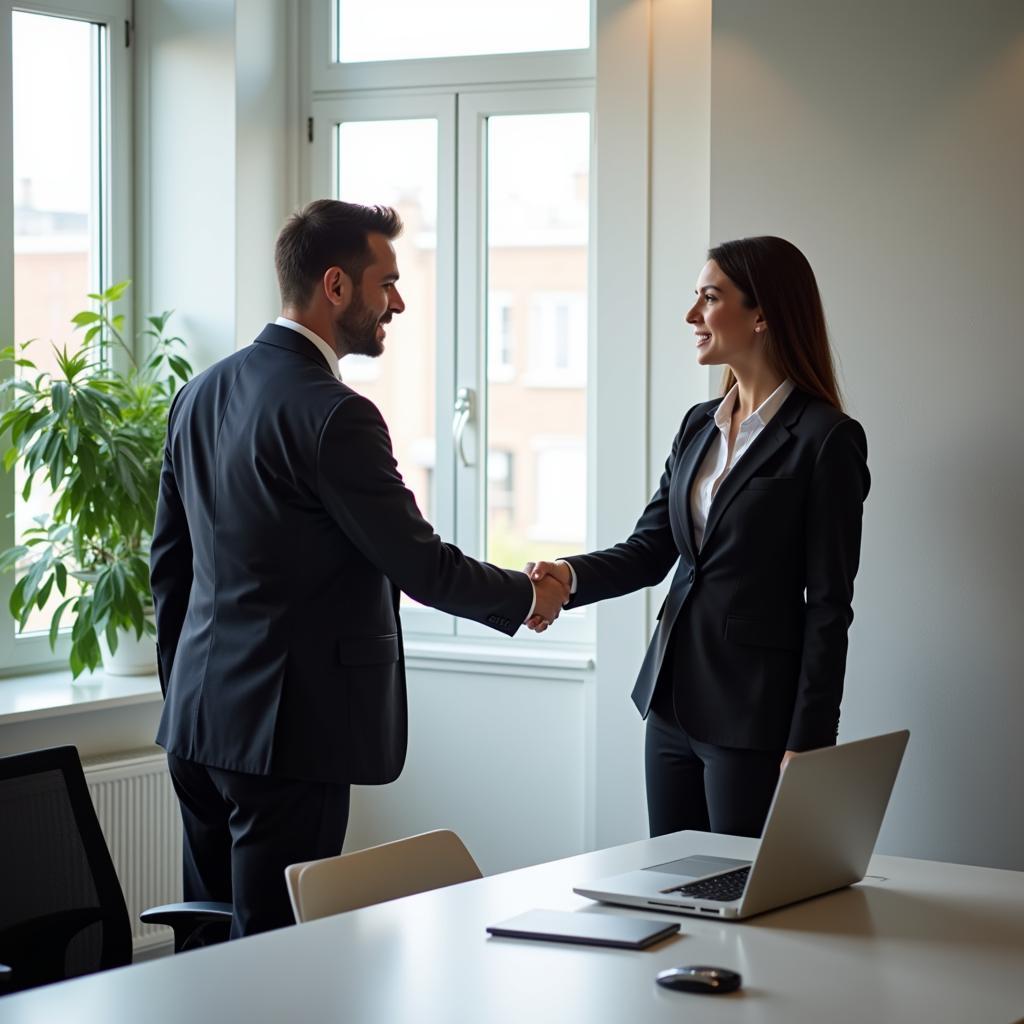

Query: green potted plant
<box><xmin>0</xmin><ymin>281</ymin><xmax>192</xmax><ymax>677</ymax></box>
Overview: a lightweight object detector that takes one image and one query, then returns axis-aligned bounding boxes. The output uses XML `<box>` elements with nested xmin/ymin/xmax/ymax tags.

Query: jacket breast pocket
<box><xmin>338</xmin><ymin>633</ymin><xmax>400</xmax><ymax>666</ymax></box>
<box><xmin>745</xmin><ymin>475</ymin><xmax>796</xmax><ymax>491</ymax></box>
<box><xmin>725</xmin><ymin>615</ymin><xmax>801</xmax><ymax>652</ymax></box>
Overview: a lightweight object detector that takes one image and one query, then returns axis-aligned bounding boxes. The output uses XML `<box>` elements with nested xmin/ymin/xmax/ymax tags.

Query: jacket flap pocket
<box><xmin>725</xmin><ymin>615</ymin><xmax>801</xmax><ymax>652</ymax></box>
<box><xmin>338</xmin><ymin>634</ymin><xmax>400</xmax><ymax>666</ymax></box>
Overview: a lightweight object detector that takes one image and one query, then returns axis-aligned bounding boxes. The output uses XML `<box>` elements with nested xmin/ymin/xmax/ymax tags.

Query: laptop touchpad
<box><xmin>644</xmin><ymin>855</ymin><xmax>750</xmax><ymax>877</ymax></box>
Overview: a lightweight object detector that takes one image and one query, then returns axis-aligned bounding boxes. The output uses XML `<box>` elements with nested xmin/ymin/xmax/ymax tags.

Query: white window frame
<box><xmin>455</xmin><ymin>86</ymin><xmax>593</xmax><ymax>643</ymax></box>
<box><xmin>308</xmin><ymin>2</ymin><xmax>594</xmax><ymax>93</ymax></box>
<box><xmin>0</xmin><ymin>0</ymin><xmax>133</xmax><ymax>673</ymax></box>
<box><xmin>309</xmin><ymin>91</ymin><xmax>457</xmax><ymax>636</ymax></box>
<box><xmin>304</xmin><ymin>2</ymin><xmax>595</xmax><ymax>646</ymax></box>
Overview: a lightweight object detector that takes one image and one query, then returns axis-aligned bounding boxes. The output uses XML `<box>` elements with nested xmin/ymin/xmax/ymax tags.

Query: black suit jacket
<box><xmin>564</xmin><ymin>389</ymin><xmax>869</xmax><ymax>752</ymax></box>
<box><xmin>151</xmin><ymin>324</ymin><xmax>532</xmax><ymax>785</ymax></box>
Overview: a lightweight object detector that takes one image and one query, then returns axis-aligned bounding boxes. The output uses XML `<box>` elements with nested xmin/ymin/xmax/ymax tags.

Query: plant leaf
<box><xmin>101</xmin><ymin>280</ymin><xmax>131</xmax><ymax>304</ymax></box>
<box><xmin>0</xmin><ymin>545</ymin><xmax>29</xmax><ymax>573</ymax></box>
<box><xmin>35</xmin><ymin>575</ymin><xmax>54</xmax><ymax>609</ymax></box>
<box><xmin>48</xmin><ymin>596</ymin><xmax>76</xmax><ymax>650</ymax></box>
<box><xmin>105</xmin><ymin>619</ymin><xmax>119</xmax><ymax>655</ymax></box>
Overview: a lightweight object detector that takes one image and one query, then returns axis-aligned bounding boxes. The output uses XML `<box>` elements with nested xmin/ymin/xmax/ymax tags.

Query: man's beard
<box><xmin>333</xmin><ymin>292</ymin><xmax>386</xmax><ymax>358</ymax></box>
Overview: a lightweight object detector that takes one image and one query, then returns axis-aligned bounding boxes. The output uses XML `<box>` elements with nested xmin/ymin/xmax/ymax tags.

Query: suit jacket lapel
<box><xmin>699</xmin><ymin>389</ymin><xmax>806</xmax><ymax>552</ymax></box>
<box><xmin>675</xmin><ymin>412</ymin><xmax>719</xmax><ymax>564</ymax></box>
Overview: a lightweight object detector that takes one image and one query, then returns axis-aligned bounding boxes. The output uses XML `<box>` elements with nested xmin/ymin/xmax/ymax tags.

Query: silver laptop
<box><xmin>575</xmin><ymin>730</ymin><xmax>909</xmax><ymax>920</ymax></box>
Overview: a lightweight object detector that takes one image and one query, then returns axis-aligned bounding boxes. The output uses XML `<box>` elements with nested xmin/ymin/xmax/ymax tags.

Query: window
<box><xmin>483</xmin><ymin>109</ymin><xmax>589</xmax><ymax>575</ymax></box>
<box><xmin>309</xmin><ymin>2</ymin><xmax>593</xmax><ymax>641</ymax></box>
<box><xmin>525</xmin><ymin>292</ymin><xmax>587</xmax><ymax>387</ymax></box>
<box><xmin>532</xmin><ymin>441</ymin><xmax>586</xmax><ymax>544</ymax></box>
<box><xmin>334</xmin><ymin>0</ymin><xmax>589</xmax><ymax>64</ymax></box>
<box><xmin>487</xmin><ymin>291</ymin><xmax>514</xmax><ymax>383</ymax></box>
<box><xmin>1</xmin><ymin>0</ymin><xmax>132</xmax><ymax>671</ymax></box>
<box><xmin>334</xmin><ymin>116</ymin><xmax>439</xmax><ymax>524</ymax></box>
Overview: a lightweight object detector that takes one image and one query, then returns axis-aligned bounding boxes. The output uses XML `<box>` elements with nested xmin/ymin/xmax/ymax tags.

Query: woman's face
<box><xmin>685</xmin><ymin>260</ymin><xmax>764</xmax><ymax>369</ymax></box>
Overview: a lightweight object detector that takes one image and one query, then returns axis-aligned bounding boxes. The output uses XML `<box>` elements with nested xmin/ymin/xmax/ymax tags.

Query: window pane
<box><xmin>337</xmin><ymin>0</ymin><xmax>589</xmax><ymax>63</ymax></box>
<box><xmin>484</xmin><ymin>112</ymin><xmax>589</xmax><ymax>569</ymax></box>
<box><xmin>335</xmin><ymin>119</ymin><xmax>438</xmax><ymax>530</ymax></box>
<box><xmin>12</xmin><ymin>12</ymin><xmax>103</xmax><ymax>635</ymax></box>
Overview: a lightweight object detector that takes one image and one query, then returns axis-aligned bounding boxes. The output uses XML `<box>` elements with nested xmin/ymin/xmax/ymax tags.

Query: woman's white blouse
<box><xmin>690</xmin><ymin>379</ymin><xmax>795</xmax><ymax>550</ymax></box>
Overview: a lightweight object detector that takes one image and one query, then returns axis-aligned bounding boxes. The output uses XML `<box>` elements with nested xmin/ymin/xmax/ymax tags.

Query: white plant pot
<box><xmin>99</xmin><ymin>626</ymin><xmax>158</xmax><ymax>676</ymax></box>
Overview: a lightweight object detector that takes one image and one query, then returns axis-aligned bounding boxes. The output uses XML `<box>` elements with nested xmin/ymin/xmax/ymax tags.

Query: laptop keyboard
<box><xmin>669</xmin><ymin>866</ymin><xmax>750</xmax><ymax>902</ymax></box>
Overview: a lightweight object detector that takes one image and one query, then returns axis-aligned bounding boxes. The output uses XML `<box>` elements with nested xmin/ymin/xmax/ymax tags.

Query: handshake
<box><xmin>523</xmin><ymin>560</ymin><xmax>572</xmax><ymax>633</ymax></box>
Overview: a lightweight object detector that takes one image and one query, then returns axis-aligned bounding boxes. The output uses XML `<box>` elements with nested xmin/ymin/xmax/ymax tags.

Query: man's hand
<box><xmin>780</xmin><ymin>750</ymin><xmax>798</xmax><ymax>773</ymax></box>
<box><xmin>524</xmin><ymin>560</ymin><xmax>572</xmax><ymax>632</ymax></box>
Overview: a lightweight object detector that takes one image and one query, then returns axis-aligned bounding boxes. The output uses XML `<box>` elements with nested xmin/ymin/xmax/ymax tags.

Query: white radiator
<box><xmin>82</xmin><ymin>748</ymin><xmax>182</xmax><ymax>956</ymax></box>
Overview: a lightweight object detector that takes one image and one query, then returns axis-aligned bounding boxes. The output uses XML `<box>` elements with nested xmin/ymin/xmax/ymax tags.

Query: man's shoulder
<box><xmin>323</xmin><ymin>386</ymin><xmax>389</xmax><ymax>432</ymax></box>
<box><xmin>192</xmin><ymin>338</ymin><xmax>335</xmax><ymax>389</ymax></box>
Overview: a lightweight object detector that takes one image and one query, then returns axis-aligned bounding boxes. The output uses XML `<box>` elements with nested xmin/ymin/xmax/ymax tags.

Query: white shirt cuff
<box><xmin>555</xmin><ymin>559</ymin><xmax>578</xmax><ymax>597</ymax></box>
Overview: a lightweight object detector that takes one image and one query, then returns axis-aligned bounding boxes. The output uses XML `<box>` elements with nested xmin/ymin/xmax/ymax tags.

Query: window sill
<box><xmin>0</xmin><ymin>638</ymin><xmax>594</xmax><ymax>727</ymax></box>
<box><xmin>0</xmin><ymin>670</ymin><xmax>162</xmax><ymax>726</ymax></box>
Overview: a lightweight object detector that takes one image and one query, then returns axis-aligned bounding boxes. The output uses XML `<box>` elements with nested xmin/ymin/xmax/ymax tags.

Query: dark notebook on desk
<box><xmin>487</xmin><ymin>909</ymin><xmax>679</xmax><ymax>949</ymax></box>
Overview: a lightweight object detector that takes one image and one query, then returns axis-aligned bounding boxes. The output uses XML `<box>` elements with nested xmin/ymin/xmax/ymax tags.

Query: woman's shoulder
<box><xmin>789</xmin><ymin>394</ymin><xmax>867</xmax><ymax>472</ymax></box>
<box><xmin>678</xmin><ymin>397</ymin><xmax>720</xmax><ymax>433</ymax></box>
<box><xmin>791</xmin><ymin>391</ymin><xmax>863</xmax><ymax>437</ymax></box>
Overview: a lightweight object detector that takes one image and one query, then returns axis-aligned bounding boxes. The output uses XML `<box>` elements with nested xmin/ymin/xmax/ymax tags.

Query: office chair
<box><xmin>286</xmin><ymin>829</ymin><xmax>483</xmax><ymax>924</ymax></box>
<box><xmin>0</xmin><ymin>745</ymin><xmax>231</xmax><ymax>996</ymax></box>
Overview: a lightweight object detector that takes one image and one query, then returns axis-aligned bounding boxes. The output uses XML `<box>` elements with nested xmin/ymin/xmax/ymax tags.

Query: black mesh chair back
<box><xmin>0</xmin><ymin>745</ymin><xmax>131</xmax><ymax>994</ymax></box>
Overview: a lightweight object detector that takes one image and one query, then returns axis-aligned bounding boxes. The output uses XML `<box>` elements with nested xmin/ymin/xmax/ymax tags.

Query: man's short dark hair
<box><xmin>274</xmin><ymin>199</ymin><xmax>403</xmax><ymax>309</ymax></box>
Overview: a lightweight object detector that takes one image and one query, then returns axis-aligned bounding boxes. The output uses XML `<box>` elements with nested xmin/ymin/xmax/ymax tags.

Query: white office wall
<box><xmin>235</xmin><ymin>0</ymin><xmax>297</xmax><ymax>345</ymax></box>
<box><xmin>134</xmin><ymin>0</ymin><xmax>236</xmax><ymax>368</ymax></box>
<box><xmin>345</xmin><ymin>661</ymin><xmax>590</xmax><ymax>874</ymax></box>
<box><xmin>708</xmin><ymin>1</ymin><xmax>1024</xmax><ymax>869</ymax></box>
<box><xmin>134</xmin><ymin>0</ymin><xmax>297</xmax><ymax>367</ymax></box>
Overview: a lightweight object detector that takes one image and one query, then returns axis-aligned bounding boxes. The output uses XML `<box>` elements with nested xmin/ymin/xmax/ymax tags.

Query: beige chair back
<box><xmin>286</xmin><ymin>829</ymin><xmax>482</xmax><ymax>924</ymax></box>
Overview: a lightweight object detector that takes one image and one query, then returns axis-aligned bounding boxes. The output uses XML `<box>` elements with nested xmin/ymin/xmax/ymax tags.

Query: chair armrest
<box><xmin>139</xmin><ymin>901</ymin><xmax>233</xmax><ymax>953</ymax></box>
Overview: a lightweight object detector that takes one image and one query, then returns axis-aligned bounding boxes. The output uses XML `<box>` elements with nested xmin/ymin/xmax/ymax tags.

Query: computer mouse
<box><xmin>656</xmin><ymin>965</ymin><xmax>742</xmax><ymax>994</ymax></box>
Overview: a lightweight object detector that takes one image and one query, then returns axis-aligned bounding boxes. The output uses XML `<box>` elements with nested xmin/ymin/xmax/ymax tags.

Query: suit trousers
<box><xmin>644</xmin><ymin>675</ymin><xmax>784</xmax><ymax>840</ymax></box>
<box><xmin>167</xmin><ymin>754</ymin><xmax>350</xmax><ymax>938</ymax></box>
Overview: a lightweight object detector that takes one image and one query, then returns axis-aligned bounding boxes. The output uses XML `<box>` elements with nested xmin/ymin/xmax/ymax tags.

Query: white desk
<box><xmin>3</xmin><ymin>831</ymin><xmax>1023</xmax><ymax>1023</ymax></box>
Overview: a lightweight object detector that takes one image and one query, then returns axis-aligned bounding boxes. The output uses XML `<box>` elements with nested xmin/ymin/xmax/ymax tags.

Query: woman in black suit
<box><xmin>527</xmin><ymin>236</ymin><xmax>870</xmax><ymax>839</ymax></box>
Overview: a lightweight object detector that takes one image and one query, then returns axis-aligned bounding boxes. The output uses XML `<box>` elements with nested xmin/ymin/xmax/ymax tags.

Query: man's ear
<box><xmin>322</xmin><ymin>266</ymin><xmax>353</xmax><ymax>309</ymax></box>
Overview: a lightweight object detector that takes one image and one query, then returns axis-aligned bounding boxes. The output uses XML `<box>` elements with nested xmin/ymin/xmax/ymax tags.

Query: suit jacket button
<box><xmin>688</xmin><ymin>568</ymin><xmax>695</xmax><ymax>583</ymax></box>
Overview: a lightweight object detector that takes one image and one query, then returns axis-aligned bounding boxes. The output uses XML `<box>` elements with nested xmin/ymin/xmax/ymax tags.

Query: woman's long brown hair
<box><xmin>708</xmin><ymin>236</ymin><xmax>843</xmax><ymax>410</ymax></box>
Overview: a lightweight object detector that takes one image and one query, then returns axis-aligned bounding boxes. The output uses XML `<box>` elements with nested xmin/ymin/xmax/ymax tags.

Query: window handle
<box><xmin>453</xmin><ymin>387</ymin><xmax>475</xmax><ymax>468</ymax></box>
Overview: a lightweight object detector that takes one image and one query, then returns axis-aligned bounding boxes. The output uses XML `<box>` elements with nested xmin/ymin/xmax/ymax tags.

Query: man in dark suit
<box><xmin>150</xmin><ymin>199</ymin><xmax>568</xmax><ymax>937</ymax></box>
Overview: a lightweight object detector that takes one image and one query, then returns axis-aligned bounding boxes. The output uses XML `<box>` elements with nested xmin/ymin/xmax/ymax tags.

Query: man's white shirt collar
<box><xmin>274</xmin><ymin>316</ymin><xmax>341</xmax><ymax>380</ymax></box>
